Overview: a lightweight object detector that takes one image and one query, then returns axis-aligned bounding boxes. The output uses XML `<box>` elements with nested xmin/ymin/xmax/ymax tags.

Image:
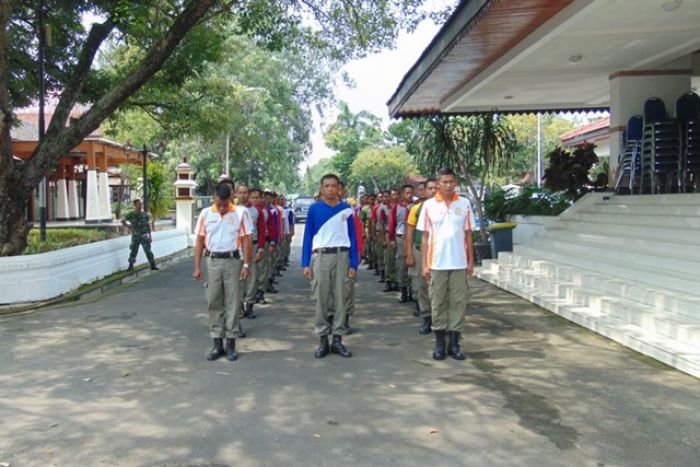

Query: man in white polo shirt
<box><xmin>193</xmin><ymin>182</ymin><xmax>253</xmax><ymax>362</ymax></box>
<box><xmin>417</xmin><ymin>167</ymin><xmax>475</xmax><ymax>361</ymax></box>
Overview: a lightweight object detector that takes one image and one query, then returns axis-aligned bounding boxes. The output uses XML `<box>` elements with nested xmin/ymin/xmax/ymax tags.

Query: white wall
<box><xmin>508</xmin><ymin>215</ymin><xmax>557</xmax><ymax>246</ymax></box>
<box><xmin>0</xmin><ymin>229</ymin><xmax>189</xmax><ymax>304</ymax></box>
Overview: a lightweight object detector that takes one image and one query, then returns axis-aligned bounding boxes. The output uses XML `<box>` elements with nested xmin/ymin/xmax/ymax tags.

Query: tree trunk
<box><xmin>0</xmin><ymin>0</ymin><xmax>218</xmax><ymax>256</ymax></box>
<box><xmin>0</xmin><ymin>174</ymin><xmax>32</xmax><ymax>256</ymax></box>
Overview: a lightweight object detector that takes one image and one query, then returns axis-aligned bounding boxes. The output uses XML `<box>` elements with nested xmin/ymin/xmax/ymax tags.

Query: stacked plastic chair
<box><xmin>615</xmin><ymin>115</ymin><xmax>643</xmax><ymax>194</ymax></box>
<box><xmin>640</xmin><ymin>97</ymin><xmax>682</xmax><ymax>194</ymax></box>
<box><xmin>676</xmin><ymin>92</ymin><xmax>700</xmax><ymax>192</ymax></box>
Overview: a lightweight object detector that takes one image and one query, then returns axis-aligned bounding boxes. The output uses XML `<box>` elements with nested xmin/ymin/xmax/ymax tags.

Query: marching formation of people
<box><xmin>192</xmin><ymin>167</ymin><xmax>475</xmax><ymax>363</ymax></box>
<box><xmin>192</xmin><ymin>178</ymin><xmax>295</xmax><ymax>361</ymax></box>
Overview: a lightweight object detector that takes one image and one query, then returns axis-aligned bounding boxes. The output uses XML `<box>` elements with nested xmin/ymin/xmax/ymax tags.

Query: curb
<box><xmin>0</xmin><ymin>248</ymin><xmax>193</xmax><ymax>316</ymax></box>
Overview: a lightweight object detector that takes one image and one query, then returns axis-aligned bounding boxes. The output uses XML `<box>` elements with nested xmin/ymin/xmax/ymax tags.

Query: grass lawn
<box><xmin>24</xmin><ymin>228</ymin><xmax>125</xmax><ymax>255</ymax></box>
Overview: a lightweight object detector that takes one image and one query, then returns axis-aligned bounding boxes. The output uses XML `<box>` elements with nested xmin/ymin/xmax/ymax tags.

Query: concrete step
<box><xmin>550</xmin><ymin>219</ymin><xmax>700</xmax><ymax>245</ymax></box>
<box><xmin>496</xmin><ymin>264</ymin><xmax>700</xmax><ymax>347</ymax></box>
<box><xmin>512</xmin><ymin>245</ymin><xmax>700</xmax><ymax>296</ymax></box>
<box><xmin>602</xmin><ymin>193</ymin><xmax>700</xmax><ymax>206</ymax></box>
<box><xmin>590</xmin><ymin>203</ymin><xmax>700</xmax><ymax>217</ymax></box>
<box><xmin>477</xmin><ymin>268</ymin><xmax>700</xmax><ymax>379</ymax></box>
<box><xmin>541</xmin><ymin>229</ymin><xmax>700</xmax><ymax>259</ymax></box>
<box><xmin>529</xmin><ymin>237</ymin><xmax>700</xmax><ymax>277</ymax></box>
<box><xmin>569</xmin><ymin>211</ymin><xmax>700</xmax><ymax>229</ymax></box>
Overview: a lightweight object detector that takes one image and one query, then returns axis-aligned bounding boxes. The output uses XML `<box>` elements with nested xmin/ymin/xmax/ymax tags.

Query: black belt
<box><xmin>253</xmin><ymin>240</ymin><xmax>258</xmax><ymax>245</ymax></box>
<box><xmin>206</xmin><ymin>250</ymin><xmax>241</xmax><ymax>259</ymax></box>
<box><xmin>313</xmin><ymin>247</ymin><xmax>350</xmax><ymax>254</ymax></box>
<box><xmin>396</xmin><ymin>234</ymin><xmax>403</xmax><ymax>237</ymax></box>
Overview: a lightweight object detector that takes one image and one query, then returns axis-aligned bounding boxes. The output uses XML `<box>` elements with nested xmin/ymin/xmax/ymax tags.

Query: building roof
<box><xmin>389</xmin><ymin>0</ymin><xmax>700</xmax><ymax>118</ymax></box>
<box><xmin>560</xmin><ymin>116</ymin><xmax>610</xmax><ymax>146</ymax></box>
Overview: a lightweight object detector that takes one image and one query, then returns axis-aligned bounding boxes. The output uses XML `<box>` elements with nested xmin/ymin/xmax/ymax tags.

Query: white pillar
<box><xmin>176</xmin><ymin>200</ymin><xmax>194</xmax><ymax>234</ymax></box>
<box><xmin>609</xmin><ymin>71</ymin><xmax>691</xmax><ymax>184</ymax></box>
<box><xmin>85</xmin><ymin>170</ymin><xmax>101</xmax><ymax>223</ymax></box>
<box><xmin>68</xmin><ymin>179</ymin><xmax>79</xmax><ymax>219</ymax></box>
<box><xmin>56</xmin><ymin>179</ymin><xmax>70</xmax><ymax>220</ymax></box>
<box><xmin>98</xmin><ymin>171</ymin><xmax>113</xmax><ymax>221</ymax></box>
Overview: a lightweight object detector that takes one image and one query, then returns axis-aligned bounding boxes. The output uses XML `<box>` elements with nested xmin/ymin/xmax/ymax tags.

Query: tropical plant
<box><xmin>146</xmin><ymin>161</ymin><xmax>173</xmax><ymax>226</ymax></box>
<box><xmin>414</xmin><ymin>113</ymin><xmax>517</xmax><ymax>241</ymax></box>
<box><xmin>543</xmin><ymin>143</ymin><xmax>598</xmax><ymax>199</ymax></box>
<box><xmin>350</xmin><ymin>145</ymin><xmax>417</xmax><ymax>193</ymax></box>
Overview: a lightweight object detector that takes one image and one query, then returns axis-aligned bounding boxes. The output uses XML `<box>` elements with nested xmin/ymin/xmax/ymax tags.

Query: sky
<box><xmin>302</xmin><ymin>19</ymin><xmax>443</xmax><ymax>171</ymax></box>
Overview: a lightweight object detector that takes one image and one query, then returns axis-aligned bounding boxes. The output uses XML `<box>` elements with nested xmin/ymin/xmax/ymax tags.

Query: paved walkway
<box><xmin>1</xmin><ymin>226</ymin><xmax>699</xmax><ymax>466</ymax></box>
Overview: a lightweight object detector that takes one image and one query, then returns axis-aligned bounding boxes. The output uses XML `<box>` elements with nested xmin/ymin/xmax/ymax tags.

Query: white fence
<box><xmin>0</xmin><ymin>229</ymin><xmax>190</xmax><ymax>304</ymax></box>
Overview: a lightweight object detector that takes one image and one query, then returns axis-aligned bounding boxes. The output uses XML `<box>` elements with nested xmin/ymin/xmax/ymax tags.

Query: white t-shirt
<box><xmin>416</xmin><ymin>193</ymin><xmax>475</xmax><ymax>270</ymax></box>
<box><xmin>196</xmin><ymin>204</ymin><xmax>252</xmax><ymax>253</ymax></box>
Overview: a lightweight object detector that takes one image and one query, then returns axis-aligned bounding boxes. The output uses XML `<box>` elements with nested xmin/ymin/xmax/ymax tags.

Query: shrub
<box><xmin>24</xmin><ymin>229</ymin><xmax>123</xmax><ymax>255</ymax></box>
<box><xmin>484</xmin><ymin>186</ymin><xmax>571</xmax><ymax>222</ymax></box>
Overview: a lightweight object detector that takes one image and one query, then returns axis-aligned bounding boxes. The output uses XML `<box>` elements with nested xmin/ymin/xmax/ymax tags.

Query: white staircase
<box><xmin>478</xmin><ymin>192</ymin><xmax>700</xmax><ymax>378</ymax></box>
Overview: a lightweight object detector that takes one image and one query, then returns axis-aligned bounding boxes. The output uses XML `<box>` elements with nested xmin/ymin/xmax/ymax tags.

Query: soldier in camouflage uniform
<box><xmin>121</xmin><ymin>199</ymin><xmax>158</xmax><ymax>272</ymax></box>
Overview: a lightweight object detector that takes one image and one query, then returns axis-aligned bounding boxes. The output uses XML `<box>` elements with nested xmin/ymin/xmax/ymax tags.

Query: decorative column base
<box><xmin>68</xmin><ymin>179</ymin><xmax>80</xmax><ymax>220</ymax></box>
<box><xmin>98</xmin><ymin>171</ymin><xmax>113</xmax><ymax>222</ymax></box>
<box><xmin>56</xmin><ymin>179</ymin><xmax>70</xmax><ymax>221</ymax></box>
<box><xmin>85</xmin><ymin>170</ymin><xmax>101</xmax><ymax>223</ymax></box>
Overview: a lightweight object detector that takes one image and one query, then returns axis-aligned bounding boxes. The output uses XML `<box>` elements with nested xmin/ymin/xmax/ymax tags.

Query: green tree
<box><xmin>301</xmin><ymin>158</ymin><xmax>336</xmax><ymax>196</ymax></box>
<box><xmin>323</xmin><ymin>102</ymin><xmax>384</xmax><ymax>181</ymax></box>
<box><xmin>146</xmin><ymin>161</ymin><xmax>174</xmax><ymax>225</ymax></box>
<box><xmin>350</xmin><ymin>146</ymin><xmax>417</xmax><ymax>193</ymax></box>
<box><xmin>506</xmin><ymin>114</ymin><xmax>575</xmax><ymax>181</ymax></box>
<box><xmin>414</xmin><ymin>114</ymin><xmax>517</xmax><ymax>241</ymax></box>
<box><xmin>1</xmin><ymin>0</ymin><xmax>432</xmax><ymax>255</ymax></box>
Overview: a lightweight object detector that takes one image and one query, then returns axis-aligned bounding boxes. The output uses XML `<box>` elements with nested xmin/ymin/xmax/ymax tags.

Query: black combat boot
<box><xmin>419</xmin><ymin>317</ymin><xmax>432</xmax><ymax>335</ymax></box>
<box><xmin>256</xmin><ymin>289</ymin><xmax>267</xmax><ymax>304</ymax></box>
<box><xmin>225</xmin><ymin>338</ymin><xmax>239</xmax><ymax>361</ymax></box>
<box><xmin>432</xmin><ymin>330</ymin><xmax>446</xmax><ymax>360</ymax></box>
<box><xmin>447</xmin><ymin>331</ymin><xmax>466</xmax><ymax>360</ymax></box>
<box><xmin>413</xmin><ymin>301</ymin><xmax>420</xmax><ymax>317</ymax></box>
<box><xmin>330</xmin><ymin>335</ymin><xmax>352</xmax><ymax>358</ymax></box>
<box><xmin>378</xmin><ymin>270</ymin><xmax>385</xmax><ymax>282</ymax></box>
<box><xmin>314</xmin><ymin>335</ymin><xmax>330</xmax><ymax>358</ymax></box>
<box><xmin>398</xmin><ymin>286</ymin><xmax>409</xmax><ymax>303</ymax></box>
<box><xmin>408</xmin><ymin>285</ymin><xmax>415</xmax><ymax>302</ymax></box>
<box><xmin>367</xmin><ymin>261</ymin><xmax>374</xmax><ymax>270</ymax></box>
<box><xmin>150</xmin><ymin>262</ymin><xmax>159</xmax><ymax>270</ymax></box>
<box><xmin>206</xmin><ymin>338</ymin><xmax>225</xmax><ymax>361</ymax></box>
<box><xmin>126</xmin><ymin>262</ymin><xmax>134</xmax><ymax>272</ymax></box>
<box><xmin>345</xmin><ymin>315</ymin><xmax>357</xmax><ymax>335</ymax></box>
<box><xmin>373</xmin><ymin>266</ymin><xmax>380</xmax><ymax>276</ymax></box>
<box><xmin>244</xmin><ymin>303</ymin><xmax>256</xmax><ymax>319</ymax></box>
<box><xmin>238</xmin><ymin>323</ymin><xmax>246</xmax><ymax>338</ymax></box>
<box><xmin>382</xmin><ymin>281</ymin><xmax>393</xmax><ymax>292</ymax></box>
<box><xmin>266</xmin><ymin>280</ymin><xmax>278</xmax><ymax>294</ymax></box>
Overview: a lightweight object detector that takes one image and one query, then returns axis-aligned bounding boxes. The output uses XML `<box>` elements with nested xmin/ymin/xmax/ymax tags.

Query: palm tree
<box><xmin>414</xmin><ymin>113</ymin><xmax>517</xmax><ymax>242</ymax></box>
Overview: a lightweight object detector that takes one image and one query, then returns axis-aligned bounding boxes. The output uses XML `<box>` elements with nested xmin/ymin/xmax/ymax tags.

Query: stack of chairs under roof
<box><xmin>677</xmin><ymin>92</ymin><xmax>700</xmax><ymax>192</ymax></box>
<box><xmin>640</xmin><ymin>97</ymin><xmax>682</xmax><ymax>194</ymax></box>
<box><xmin>614</xmin><ymin>115</ymin><xmax>643</xmax><ymax>194</ymax></box>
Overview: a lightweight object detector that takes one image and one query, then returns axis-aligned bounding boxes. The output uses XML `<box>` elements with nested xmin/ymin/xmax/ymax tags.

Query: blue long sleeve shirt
<box><xmin>301</xmin><ymin>200</ymin><xmax>358</xmax><ymax>270</ymax></box>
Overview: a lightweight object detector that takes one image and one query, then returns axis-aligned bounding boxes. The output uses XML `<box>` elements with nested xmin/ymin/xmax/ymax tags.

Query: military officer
<box><xmin>417</xmin><ymin>168</ymin><xmax>475</xmax><ymax>361</ymax></box>
<box><xmin>237</xmin><ymin>185</ymin><xmax>267</xmax><ymax>319</ymax></box>
<box><xmin>405</xmin><ymin>178</ymin><xmax>437</xmax><ymax>333</ymax></box>
<box><xmin>301</xmin><ymin>174</ymin><xmax>358</xmax><ymax>359</ymax></box>
<box><xmin>122</xmin><ymin>199</ymin><xmax>158</xmax><ymax>272</ymax></box>
<box><xmin>389</xmin><ymin>184</ymin><xmax>414</xmax><ymax>302</ymax></box>
<box><xmin>193</xmin><ymin>182</ymin><xmax>253</xmax><ymax>361</ymax></box>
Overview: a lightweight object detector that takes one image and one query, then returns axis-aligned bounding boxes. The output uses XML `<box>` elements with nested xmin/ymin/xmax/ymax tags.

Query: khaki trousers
<box><xmin>374</xmin><ymin>234</ymin><xmax>385</xmax><ymax>271</ymax></box>
<box><xmin>429</xmin><ymin>269</ymin><xmax>469</xmax><ymax>332</ymax></box>
<box><xmin>205</xmin><ymin>256</ymin><xmax>244</xmax><ymax>338</ymax></box>
<box><xmin>311</xmin><ymin>250</ymin><xmax>349</xmax><ymax>337</ymax></box>
<box><xmin>244</xmin><ymin>256</ymin><xmax>259</xmax><ymax>304</ymax></box>
<box><xmin>395</xmin><ymin>236</ymin><xmax>408</xmax><ymax>287</ymax></box>
<box><xmin>384</xmin><ymin>233</ymin><xmax>396</xmax><ymax>282</ymax></box>
<box><xmin>411</xmin><ymin>245</ymin><xmax>431</xmax><ymax>318</ymax></box>
<box><xmin>257</xmin><ymin>248</ymin><xmax>270</xmax><ymax>291</ymax></box>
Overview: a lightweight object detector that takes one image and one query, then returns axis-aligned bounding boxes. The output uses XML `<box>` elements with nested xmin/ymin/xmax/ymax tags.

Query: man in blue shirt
<box><xmin>301</xmin><ymin>174</ymin><xmax>359</xmax><ymax>359</ymax></box>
